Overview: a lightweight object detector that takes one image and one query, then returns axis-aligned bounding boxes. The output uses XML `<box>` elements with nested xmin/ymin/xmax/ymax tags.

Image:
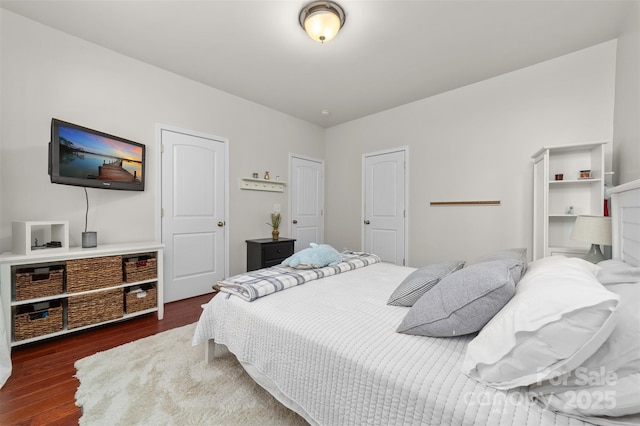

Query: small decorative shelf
<box><xmin>12</xmin><ymin>221</ymin><xmax>69</xmax><ymax>255</ymax></box>
<box><xmin>240</xmin><ymin>177</ymin><xmax>286</xmax><ymax>193</ymax></box>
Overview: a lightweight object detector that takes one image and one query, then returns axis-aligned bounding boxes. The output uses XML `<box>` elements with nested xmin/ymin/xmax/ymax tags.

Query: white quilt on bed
<box><xmin>193</xmin><ymin>262</ymin><xmax>590</xmax><ymax>426</ymax></box>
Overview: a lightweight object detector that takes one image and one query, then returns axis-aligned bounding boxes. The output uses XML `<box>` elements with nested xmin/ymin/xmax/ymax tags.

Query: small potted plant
<box><xmin>267</xmin><ymin>212</ymin><xmax>281</xmax><ymax>240</ymax></box>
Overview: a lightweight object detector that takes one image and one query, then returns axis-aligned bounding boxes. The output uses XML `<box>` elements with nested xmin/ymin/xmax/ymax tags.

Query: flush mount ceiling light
<box><xmin>299</xmin><ymin>1</ymin><xmax>346</xmax><ymax>43</ymax></box>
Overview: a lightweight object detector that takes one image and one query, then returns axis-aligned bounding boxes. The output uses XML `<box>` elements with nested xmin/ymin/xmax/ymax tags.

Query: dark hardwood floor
<box><xmin>0</xmin><ymin>293</ymin><xmax>214</xmax><ymax>426</ymax></box>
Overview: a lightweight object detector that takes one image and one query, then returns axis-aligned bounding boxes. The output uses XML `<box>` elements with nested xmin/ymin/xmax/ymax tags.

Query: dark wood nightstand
<box><xmin>246</xmin><ymin>238</ymin><xmax>296</xmax><ymax>271</ymax></box>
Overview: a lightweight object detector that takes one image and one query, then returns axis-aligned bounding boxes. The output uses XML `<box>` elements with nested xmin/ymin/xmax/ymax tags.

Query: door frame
<box><xmin>155</xmin><ymin>123</ymin><xmax>230</xmax><ymax>280</ymax></box>
<box><xmin>361</xmin><ymin>146</ymin><xmax>409</xmax><ymax>265</ymax></box>
<box><xmin>288</xmin><ymin>153</ymin><xmax>325</xmax><ymax>246</ymax></box>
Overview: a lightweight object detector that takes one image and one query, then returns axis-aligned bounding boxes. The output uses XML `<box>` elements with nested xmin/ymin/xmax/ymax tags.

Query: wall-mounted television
<box><xmin>49</xmin><ymin>118</ymin><xmax>145</xmax><ymax>191</ymax></box>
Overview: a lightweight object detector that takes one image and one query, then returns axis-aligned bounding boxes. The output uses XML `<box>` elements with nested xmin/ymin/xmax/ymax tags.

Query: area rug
<box><xmin>74</xmin><ymin>323</ymin><xmax>308</xmax><ymax>426</ymax></box>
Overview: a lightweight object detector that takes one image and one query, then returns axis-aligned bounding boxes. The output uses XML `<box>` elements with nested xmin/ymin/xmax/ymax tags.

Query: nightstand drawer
<box><xmin>263</xmin><ymin>242</ymin><xmax>294</xmax><ymax>261</ymax></box>
<box><xmin>264</xmin><ymin>258</ymin><xmax>285</xmax><ymax>268</ymax></box>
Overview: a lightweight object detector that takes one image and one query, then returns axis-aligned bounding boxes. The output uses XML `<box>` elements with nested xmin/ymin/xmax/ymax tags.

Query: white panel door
<box><xmin>363</xmin><ymin>149</ymin><xmax>406</xmax><ymax>265</ymax></box>
<box><xmin>161</xmin><ymin>128</ymin><xmax>226</xmax><ymax>302</ymax></box>
<box><xmin>290</xmin><ymin>155</ymin><xmax>324</xmax><ymax>252</ymax></box>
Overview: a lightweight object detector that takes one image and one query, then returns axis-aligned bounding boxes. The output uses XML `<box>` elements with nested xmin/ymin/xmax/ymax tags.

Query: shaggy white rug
<box><xmin>74</xmin><ymin>323</ymin><xmax>308</xmax><ymax>426</ymax></box>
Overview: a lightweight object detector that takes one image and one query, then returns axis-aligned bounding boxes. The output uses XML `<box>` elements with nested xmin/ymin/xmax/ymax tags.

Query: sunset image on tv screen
<box><xmin>57</xmin><ymin>125</ymin><xmax>143</xmax><ymax>183</ymax></box>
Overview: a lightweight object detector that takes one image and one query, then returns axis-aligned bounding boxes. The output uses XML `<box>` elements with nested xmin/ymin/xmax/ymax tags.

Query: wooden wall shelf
<box><xmin>430</xmin><ymin>200</ymin><xmax>501</xmax><ymax>206</ymax></box>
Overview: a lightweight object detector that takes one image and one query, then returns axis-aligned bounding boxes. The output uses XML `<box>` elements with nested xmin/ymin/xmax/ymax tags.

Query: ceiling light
<box><xmin>299</xmin><ymin>1</ymin><xmax>346</xmax><ymax>43</ymax></box>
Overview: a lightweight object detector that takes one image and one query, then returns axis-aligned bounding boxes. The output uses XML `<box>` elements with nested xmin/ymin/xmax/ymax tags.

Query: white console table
<box><xmin>0</xmin><ymin>241</ymin><xmax>164</xmax><ymax>348</ymax></box>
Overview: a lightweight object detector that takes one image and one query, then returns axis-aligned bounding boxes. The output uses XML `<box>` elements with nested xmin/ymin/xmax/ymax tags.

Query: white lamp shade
<box><xmin>571</xmin><ymin>216</ymin><xmax>612</xmax><ymax>246</ymax></box>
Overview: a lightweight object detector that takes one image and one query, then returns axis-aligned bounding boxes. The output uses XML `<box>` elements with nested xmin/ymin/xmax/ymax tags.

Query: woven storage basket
<box><xmin>13</xmin><ymin>302</ymin><xmax>63</xmax><ymax>341</ymax></box>
<box><xmin>123</xmin><ymin>256</ymin><xmax>157</xmax><ymax>283</ymax></box>
<box><xmin>125</xmin><ymin>284</ymin><xmax>157</xmax><ymax>314</ymax></box>
<box><xmin>67</xmin><ymin>288</ymin><xmax>123</xmax><ymax>329</ymax></box>
<box><xmin>15</xmin><ymin>266</ymin><xmax>64</xmax><ymax>301</ymax></box>
<box><xmin>66</xmin><ymin>256</ymin><xmax>122</xmax><ymax>293</ymax></box>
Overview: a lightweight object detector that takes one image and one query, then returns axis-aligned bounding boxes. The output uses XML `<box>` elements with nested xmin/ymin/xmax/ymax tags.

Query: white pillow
<box><xmin>597</xmin><ymin>259</ymin><xmax>640</xmax><ymax>285</ymax></box>
<box><xmin>529</xmin><ymin>282</ymin><xmax>640</xmax><ymax>419</ymax></box>
<box><xmin>462</xmin><ymin>256</ymin><xmax>620</xmax><ymax>390</ymax></box>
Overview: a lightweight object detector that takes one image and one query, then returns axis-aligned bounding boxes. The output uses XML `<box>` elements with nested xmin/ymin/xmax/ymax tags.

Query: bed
<box><xmin>193</xmin><ymin>179</ymin><xmax>640</xmax><ymax>426</ymax></box>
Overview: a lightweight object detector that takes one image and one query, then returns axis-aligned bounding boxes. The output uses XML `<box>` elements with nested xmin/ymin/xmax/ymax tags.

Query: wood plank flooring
<box><xmin>0</xmin><ymin>293</ymin><xmax>214</xmax><ymax>426</ymax></box>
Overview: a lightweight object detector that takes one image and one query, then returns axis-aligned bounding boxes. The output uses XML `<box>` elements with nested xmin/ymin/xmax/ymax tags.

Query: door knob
<box><xmin>292</xmin><ymin>219</ymin><xmax>298</xmax><ymax>224</ymax></box>
<box><xmin>217</xmin><ymin>221</ymin><xmax>224</xmax><ymax>227</ymax></box>
<box><xmin>364</xmin><ymin>220</ymin><xmax>370</xmax><ymax>225</ymax></box>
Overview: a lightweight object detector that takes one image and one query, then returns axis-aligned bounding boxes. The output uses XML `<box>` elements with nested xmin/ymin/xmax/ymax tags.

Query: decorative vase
<box><xmin>81</xmin><ymin>231</ymin><xmax>97</xmax><ymax>248</ymax></box>
<box><xmin>264</xmin><ymin>171</ymin><xmax>270</xmax><ymax>180</ymax></box>
<box><xmin>272</xmin><ymin>229</ymin><xmax>279</xmax><ymax>240</ymax></box>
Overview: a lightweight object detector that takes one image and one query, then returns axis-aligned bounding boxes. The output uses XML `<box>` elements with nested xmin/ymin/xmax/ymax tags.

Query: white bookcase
<box><xmin>532</xmin><ymin>142</ymin><xmax>607</xmax><ymax>260</ymax></box>
<box><xmin>0</xmin><ymin>241</ymin><xmax>164</xmax><ymax>347</ymax></box>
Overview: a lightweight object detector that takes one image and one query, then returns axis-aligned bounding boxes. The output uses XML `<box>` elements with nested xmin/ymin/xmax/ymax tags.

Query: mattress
<box><xmin>193</xmin><ymin>262</ymin><xmax>589</xmax><ymax>426</ymax></box>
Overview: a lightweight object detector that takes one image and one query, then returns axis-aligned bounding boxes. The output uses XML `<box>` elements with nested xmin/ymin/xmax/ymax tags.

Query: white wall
<box><xmin>325</xmin><ymin>41</ymin><xmax>617</xmax><ymax>266</ymax></box>
<box><xmin>1</xmin><ymin>9</ymin><xmax>631</xmax><ymax>276</ymax></box>
<box><xmin>613</xmin><ymin>1</ymin><xmax>640</xmax><ymax>185</ymax></box>
<box><xmin>0</xmin><ymin>10</ymin><xmax>325</xmax><ymax>276</ymax></box>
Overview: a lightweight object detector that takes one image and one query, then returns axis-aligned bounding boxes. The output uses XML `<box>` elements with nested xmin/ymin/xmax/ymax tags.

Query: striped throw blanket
<box><xmin>216</xmin><ymin>251</ymin><xmax>381</xmax><ymax>301</ymax></box>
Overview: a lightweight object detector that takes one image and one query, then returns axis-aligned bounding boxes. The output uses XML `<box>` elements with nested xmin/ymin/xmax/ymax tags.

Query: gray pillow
<box><xmin>396</xmin><ymin>260</ymin><xmax>522</xmax><ymax>337</ymax></box>
<box><xmin>387</xmin><ymin>261</ymin><xmax>465</xmax><ymax>307</ymax></box>
<box><xmin>475</xmin><ymin>248</ymin><xmax>528</xmax><ymax>280</ymax></box>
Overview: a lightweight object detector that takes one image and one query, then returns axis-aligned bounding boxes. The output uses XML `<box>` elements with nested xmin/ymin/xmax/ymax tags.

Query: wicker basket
<box><xmin>125</xmin><ymin>284</ymin><xmax>157</xmax><ymax>314</ymax></box>
<box><xmin>123</xmin><ymin>256</ymin><xmax>157</xmax><ymax>283</ymax></box>
<box><xmin>13</xmin><ymin>302</ymin><xmax>63</xmax><ymax>341</ymax></box>
<box><xmin>67</xmin><ymin>289</ymin><xmax>123</xmax><ymax>329</ymax></box>
<box><xmin>66</xmin><ymin>256</ymin><xmax>122</xmax><ymax>293</ymax></box>
<box><xmin>15</xmin><ymin>266</ymin><xmax>64</xmax><ymax>301</ymax></box>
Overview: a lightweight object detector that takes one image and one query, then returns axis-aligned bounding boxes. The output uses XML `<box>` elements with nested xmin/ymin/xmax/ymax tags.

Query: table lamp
<box><xmin>570</xmin><ymin>216</ymin><xmax>612</xmax><ymax>263</ymax></box>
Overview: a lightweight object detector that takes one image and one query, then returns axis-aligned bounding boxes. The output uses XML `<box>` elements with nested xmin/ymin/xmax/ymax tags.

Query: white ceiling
<box><xmin>0</xmin><ymin>0</ymin><xmax>635</xmax><ymax>128</ymax></box>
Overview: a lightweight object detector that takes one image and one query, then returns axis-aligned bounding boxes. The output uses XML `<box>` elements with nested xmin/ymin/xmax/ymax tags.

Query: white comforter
<box><xmin>193</xmin><ymin>262</ymin><xmax>589</xmax><ymax>426</ymax></box>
